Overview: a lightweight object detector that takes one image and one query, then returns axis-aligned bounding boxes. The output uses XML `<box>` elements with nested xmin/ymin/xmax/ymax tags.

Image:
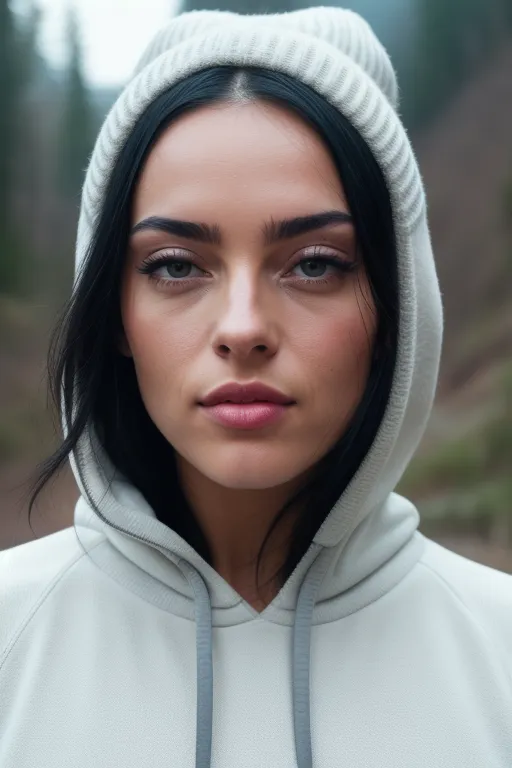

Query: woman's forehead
<box><xmin>132</xmin><ymin>101</ymin><xmax>347</xmax><ymax>222</ymax></box>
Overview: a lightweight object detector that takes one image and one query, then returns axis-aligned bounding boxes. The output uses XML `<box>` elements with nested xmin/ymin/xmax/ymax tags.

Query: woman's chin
<box><xmin>182</xmin><ymin>447</ymin><xmax>308</xmax><ymax>491</ymax></box>
<box><xmin>202</xmin><ymin>465</ymin><xmax>300</xmax><ymax>491</ymax></box>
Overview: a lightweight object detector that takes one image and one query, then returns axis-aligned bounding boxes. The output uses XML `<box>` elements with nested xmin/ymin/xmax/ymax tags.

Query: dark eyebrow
<box><xmin>130</xmin><ymin>210</ymin><xmax>353</xmax><ymax>246</ymax></box>
<box><xmin>130</xmin><ymin>216</ymin><xmax>222</xmax><ymax>245</ymax></box>
<box><xmin>262</xmin><ymin>210</ymin><xmax>353</xmax><ymax>245</ymax></box>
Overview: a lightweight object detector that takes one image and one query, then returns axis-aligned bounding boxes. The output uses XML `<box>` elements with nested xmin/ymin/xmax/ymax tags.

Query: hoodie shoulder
<box><xmin>0</xmin><ymin>526</ymin><xmax>104</xmax><ymax>665</ymax></box>
<box><xmin>419</xmin><ymin>536</ymin><xmax>512</xmax><ymax>673</ymax></box>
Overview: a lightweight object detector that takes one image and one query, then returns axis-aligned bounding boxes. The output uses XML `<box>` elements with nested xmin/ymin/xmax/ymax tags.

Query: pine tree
<box><xmin>0</xmin><ymin>1</ymin><xmax>16</xmax><ymax>217</ymax></box>
<box><xmin>0</xmin><ymin>0</ymin><xmax>27</xmax><ymax>292</ymax></box>
<box><xmin>57</xmin><ymin>6</ymin><xmax>94</xmax><ymax>198</ymax></box>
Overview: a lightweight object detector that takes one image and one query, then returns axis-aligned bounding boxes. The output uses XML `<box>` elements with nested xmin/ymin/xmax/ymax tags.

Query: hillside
<box><xmin>416</xmin><ymin>40</ymin><xmax>512</xmax><ymax>399</ymax></box>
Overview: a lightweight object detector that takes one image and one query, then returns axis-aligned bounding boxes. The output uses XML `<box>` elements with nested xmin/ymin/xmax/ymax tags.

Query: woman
<box><xmin>1</xmin><ymin>7</ymin><xmax>511</xmax><ymax>768</ymax></box>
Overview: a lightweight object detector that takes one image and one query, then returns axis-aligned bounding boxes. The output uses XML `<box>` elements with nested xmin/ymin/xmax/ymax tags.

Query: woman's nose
<box><xmin>211</xmin><ymin>276</ymin><xmax>279</xmax><ymax>361</ymax></box>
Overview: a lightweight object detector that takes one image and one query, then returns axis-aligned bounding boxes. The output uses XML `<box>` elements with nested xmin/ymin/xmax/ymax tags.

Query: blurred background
<box><xmin>1</xmin><ymin>0</ymin><xmax>511</xmax><ymax>567</ymax></box>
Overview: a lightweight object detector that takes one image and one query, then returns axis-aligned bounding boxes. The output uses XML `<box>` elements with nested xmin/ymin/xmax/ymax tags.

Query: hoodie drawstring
<box><xmin>177</xmin><ymin>559</ymin><xmax>213</xmax><ymax>768</ymax></box>
<box><xmin>292</xmin><ymin>554</ymin><xmax>329</xmax><ymax>768</ymax></box>
<box><xmin>176</xmin><ymin>551</ymin><xmax>327</xmax><ymax>768</ymax></box>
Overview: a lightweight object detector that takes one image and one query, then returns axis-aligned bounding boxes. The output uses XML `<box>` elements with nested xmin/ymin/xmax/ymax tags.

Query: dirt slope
<box><xmin>414</xmin><ymin>40</ymin><xmax>512</xmax><ymax>397</ymax></box>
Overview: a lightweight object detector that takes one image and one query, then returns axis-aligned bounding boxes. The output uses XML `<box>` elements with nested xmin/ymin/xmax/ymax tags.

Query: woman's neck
<box><xmin>176</xmin><ymin>457</ymin><xmax>304</xmax><ymax>611</ymax></box>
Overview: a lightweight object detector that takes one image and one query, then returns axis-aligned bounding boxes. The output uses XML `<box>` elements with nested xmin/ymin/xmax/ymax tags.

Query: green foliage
<box><xmin>399</xmin><ymin>434</ymin><xmax>485</xmax><ymax>498</ymax></box>
<box><xmin>401</xmin><ymin>367</ymin><xmax>512</xmax><ymax>542</ymax></box>
<box><xmin>400</xmin><ymin>365</ymin><xmax>512</xmax><ymax>508</ymax></box>
<box><xmin>418</xmin><ymin>478</ymin><xmax>512</xmax><ymax>544</ymax></box>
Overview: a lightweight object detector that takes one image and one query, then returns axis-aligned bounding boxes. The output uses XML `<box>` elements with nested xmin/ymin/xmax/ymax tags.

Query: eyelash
<box><xmin>137</xmin><ymin>248</ymin><xmax>356</xmax><ymax>288</ymax></box>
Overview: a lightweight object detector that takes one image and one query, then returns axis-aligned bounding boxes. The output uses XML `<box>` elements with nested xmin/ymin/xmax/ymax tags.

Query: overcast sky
<box><xmin>37</xmin><ymin>0</ymin><xmax>179</xmax><ymax>86</ymax></box>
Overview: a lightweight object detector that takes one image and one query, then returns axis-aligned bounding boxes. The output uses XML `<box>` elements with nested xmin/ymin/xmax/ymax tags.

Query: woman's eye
<box><xmin>294</xmin><ymin>258</ymin><xmax>329</xmax><ymax>278</ymax></box>
<box><xmin>290</xmin><ymin>256</ymin><xmax>352</xmax><ymax>280</ymax></box>
<box><xmin>139</xmin><ymin>257</ymin><xmax>204</xmax><ymax>281</ymax></box>
<box><xmin>158</xmin><ymin>261</ymin><xmax>201</xmax><ymax>279</ymax></box>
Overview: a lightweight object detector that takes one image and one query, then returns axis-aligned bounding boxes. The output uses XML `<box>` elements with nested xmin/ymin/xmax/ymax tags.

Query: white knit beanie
<box><xmin>77</xmin><ymin>7</ymin><xmax>423</xmax><ymax>262</ymax></box>
<box><xmin>74</xmin><ymin>6</ymin><xmax>443</xmax><ymax>546</ymax></box>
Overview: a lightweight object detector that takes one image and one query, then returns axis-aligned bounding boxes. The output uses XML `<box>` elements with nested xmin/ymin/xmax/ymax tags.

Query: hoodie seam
<box><xmin>418</xmin><ymin>559</ymin><xmax>512</xmax><ymax>692</ymax></box>
<box><xmin>84</xmin><ymin>537</ymin><xmax>200</xmax><ymax>619</ymax></box>
<box><xmin>0</xmin><ymin>537</ymin><xmax>105</xmax><ymax>676</ymax></box>
<box><xmin>78</xmin><ymin>537</ymin><xmax>254</xmax><ymax>623</ymax></box>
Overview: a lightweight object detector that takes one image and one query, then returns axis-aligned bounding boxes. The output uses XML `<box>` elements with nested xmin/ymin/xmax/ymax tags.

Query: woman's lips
<box><xmin>200</xmin><ymin>401</ymin><xmax>291</xmax><ymax>430</ymax></box>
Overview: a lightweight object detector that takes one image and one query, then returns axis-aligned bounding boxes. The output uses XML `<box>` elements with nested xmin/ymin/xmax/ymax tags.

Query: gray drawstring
<box><xmin>177</xmin><ymin>559</ymin><xmax>213</xmax><ymax>768</ymax></box>
<box><xmin>292</xmin><ymin>554</ymin><xmax>329</xmax><ymax>768</ymax></box>
<box><xmin>177</xmin><ymin>550</ymin><xmax>327</xmax><ymax>768</ymax></box>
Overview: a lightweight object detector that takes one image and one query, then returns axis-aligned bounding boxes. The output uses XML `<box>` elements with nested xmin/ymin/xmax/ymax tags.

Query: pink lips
<box><xmin>199</xmin><ymin>382</ymin><xmax>295</xmax><ymax>430</ymax></box>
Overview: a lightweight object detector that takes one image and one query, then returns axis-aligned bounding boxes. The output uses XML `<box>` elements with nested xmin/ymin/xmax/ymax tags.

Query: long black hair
<box><xmin>31</xmin><ymin>67</ymin><xmax>398</xmax><ymax>590</ymax></box>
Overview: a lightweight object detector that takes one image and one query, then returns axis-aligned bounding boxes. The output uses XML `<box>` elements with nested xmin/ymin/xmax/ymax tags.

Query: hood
<box><xmin>69</xmin><ymin>8</ymin><xmax>443</xmax><ymax>768</ymax></box>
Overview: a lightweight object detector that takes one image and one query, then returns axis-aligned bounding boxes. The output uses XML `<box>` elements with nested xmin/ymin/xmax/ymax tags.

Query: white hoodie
<box><xmin>1</xmin><ymin>8</ymin><xmax>511</xmax><ymax>768</ymax></box>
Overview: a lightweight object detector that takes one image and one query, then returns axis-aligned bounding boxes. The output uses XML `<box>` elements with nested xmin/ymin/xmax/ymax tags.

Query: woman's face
<box><xmin>121</xmin><ymin>100</ymin><xmax>376</xmax><ymax>491</ymax></box>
